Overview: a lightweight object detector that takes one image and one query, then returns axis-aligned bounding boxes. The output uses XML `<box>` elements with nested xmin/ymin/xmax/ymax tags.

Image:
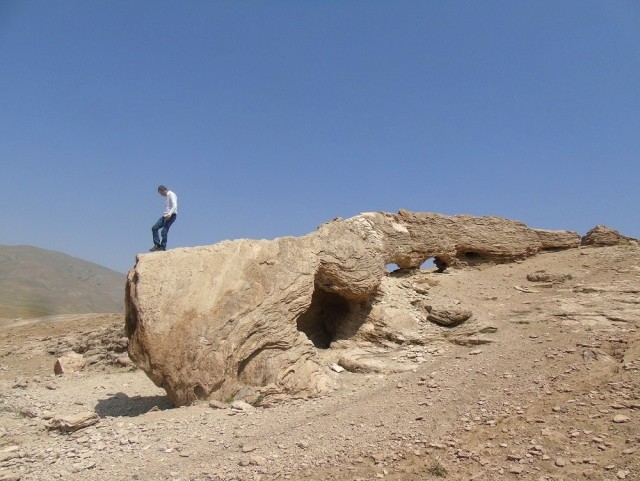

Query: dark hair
<box><xmin>157</xmin><ymin>185</ymin><xmax>167</xmax><ymax>192</ymax></box>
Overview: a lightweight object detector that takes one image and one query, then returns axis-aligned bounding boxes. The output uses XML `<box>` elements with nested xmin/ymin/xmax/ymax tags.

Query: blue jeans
<box><xmin>151</xmin><ymin>214</ymin><xmax>177</xmax><ymax>250</ymax></box>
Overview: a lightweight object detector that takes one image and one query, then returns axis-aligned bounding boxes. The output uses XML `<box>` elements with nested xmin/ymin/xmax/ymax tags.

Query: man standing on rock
<box><xmin>150</xmin><ymin>185</ymin><xmax>178</xmax><ymax>251</ymax></box>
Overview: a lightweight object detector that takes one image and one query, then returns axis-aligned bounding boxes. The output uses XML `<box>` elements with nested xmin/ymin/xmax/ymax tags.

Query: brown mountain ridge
<box><xmin>0</xmin><ymin>245</ymin><xmax>125</xmax><ymax>320</ymax></box>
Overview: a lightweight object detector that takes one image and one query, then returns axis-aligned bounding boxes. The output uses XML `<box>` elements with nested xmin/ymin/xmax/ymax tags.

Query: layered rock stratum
<box><xmin>125</xmin><ymin>211</ymin><xmax>582</xmax><ymax>406</ymax></box>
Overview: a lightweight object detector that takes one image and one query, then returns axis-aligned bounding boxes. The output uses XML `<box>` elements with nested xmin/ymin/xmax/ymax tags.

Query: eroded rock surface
<box><xmin>125</xmin><ymin>211</ymin><xmax>580</xmax><ymax>406</ymax></box>
<box><xmin>581</xmin><ymin>224</ymin><xmax>638</xmax><ymax>247</ymax></box>
<box><xmin>53</xmin><ymin>352</ymin><xmax>86</xmax><ymax>375</ymax></box>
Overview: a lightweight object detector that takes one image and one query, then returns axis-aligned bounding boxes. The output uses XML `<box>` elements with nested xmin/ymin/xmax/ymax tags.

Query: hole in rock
<box><xmin>386</xmin><ymin>263</ymin><xmax>400</xmax><ymax>272</ymax></box>
<box><xmin>434</xmin><ymin>257</ymin><xmax>448</xmax><ymax>273</ymax></box>
<box><xmin>420</xmin><ymin>258</ymin><xmax>436</xmax><ymax>270</ymax></box>
<box><xmin>193</xmin><ymin>384</ymin><xmax>207</xmax><ymax>400</ymax></box>
<box><xmin>457</xmin><ymin>250</ymin><xmax>490</xmax><ymax>267</ymax></box>
<box><xmin>296</xmin><ymin>289</ymin><xmax>368</xmax><ymax>349</ymax></box>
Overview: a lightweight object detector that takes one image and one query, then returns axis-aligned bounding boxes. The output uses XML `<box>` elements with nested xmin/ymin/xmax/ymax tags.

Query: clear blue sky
<box><xmin>2</xmin><ymin>1</ymin><xmax>639</xmax><ymax>273</ymax></box>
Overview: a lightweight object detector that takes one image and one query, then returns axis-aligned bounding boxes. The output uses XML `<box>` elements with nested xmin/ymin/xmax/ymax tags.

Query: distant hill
<box><xmin>0</xmin><ymin>245</ymin><xmax>125</xmax><ymax>319</ymax></box>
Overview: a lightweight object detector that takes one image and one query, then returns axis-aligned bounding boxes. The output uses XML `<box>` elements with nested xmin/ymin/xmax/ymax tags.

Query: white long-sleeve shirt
<box><xmin>164</xmin><ymin>190</ymin><xmax>178</xmax><ymax>216</ymax></box>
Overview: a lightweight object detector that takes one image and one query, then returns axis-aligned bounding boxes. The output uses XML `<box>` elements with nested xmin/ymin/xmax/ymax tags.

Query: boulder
<box><xmin>125</xmin><ymin>211</ymin><xmax>580</xmax><ymax>406</ymax></box>
<box><xmin>48</xmin><ymin>412</ymin><xmax>99</xmax><ymax>432</ymax></box>
<box><xmin>426</xmin><ymin>306</ymin><xmax>473</xmax><ymax>327</ymax></box>
<box><xmin>338</xmin><ymin>357</ymin><xmax>383</xmax><ymax>373</ymax></box>
<box><xmin>534</xmin><ymin>228</ymin><xmax>582</xmax><ymax>250</ymax></box>
<box><xmin>581</xmin><ymin>225</ymin><xmax>636</xmax><ymax>247</ymax></box>
<box><xmin>53</xmin><ymin>352</ymin><xmax>86</xmax><ymax>375</ymax></box>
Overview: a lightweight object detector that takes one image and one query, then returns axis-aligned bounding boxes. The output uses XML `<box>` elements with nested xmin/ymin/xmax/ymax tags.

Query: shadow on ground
<box><xmin>95</xmin><ymin>393</ymin><xmax>173</xmax><ymax>417</ymax></box>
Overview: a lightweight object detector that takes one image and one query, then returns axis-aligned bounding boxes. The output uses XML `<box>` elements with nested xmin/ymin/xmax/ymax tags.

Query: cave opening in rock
<box><xmin>457</xmin><ymin>250</ymin><xmax>488</xmax><ymax>267</ymax></box>
<box><xmin>193</xmin><ymin>384</ymin><xmax>207</xmax><ymax>400</ymax></box>
<box><xmin>296</xmin><ymin>288</ymin><xmax>364</xmax><ymax>349</ymax></box>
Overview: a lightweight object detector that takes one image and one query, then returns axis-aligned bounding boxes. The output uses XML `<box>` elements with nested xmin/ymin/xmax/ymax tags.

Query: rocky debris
<box><xmin>526</xmin><ymin>271</ymin><xmax>572</xmax><ymax>284</ymax></box>
<box><xmin>581</xmin><ymin>224</ymin><xmax>638</xmax><ymax>246</ymax></box>
<box><xmin>448</xmin><ymin>335</ymin><xmax>495</xmax><ymax>346</ymax></box>
<box><xmin>208</xmin><ymin>399</ymin><xmax>227</xmax><ymax>409</ymax></box>
<box><xmin>47</xmin><ymin>412</ymin><xmax>100</xmax><ymax>432</ymax></box>
<box><xmin>513</xmin><ymin>284</ymin><xmax>538</xmax><ymax>293</ymax></box>
<box><xmin>329</xmin><ymin>363</ymin><xmax>345</xmax><ymax>373</ymax></box>
<box><xmin>337</xmin><ymin>357</ymin><xmax>383</xmax><ymax>373</ymax></box>
<box><xmin>126</xmin><ymin>211</ymin><xmax>580</xmax><ymax>407</ymax></box>
<box><xmin>44</xmin><ymin>315</ymin><xmax>130</xmax><ymax>372</ymax></box>
<box><xmin>53</xmin><ymin>352</ymin><xmax>86</xmax><ymax>375</ymax></box>
<box><xmin>230</xmin><ymin>400</ymin><xmax>254</xmax><ymax>412</ymax></box>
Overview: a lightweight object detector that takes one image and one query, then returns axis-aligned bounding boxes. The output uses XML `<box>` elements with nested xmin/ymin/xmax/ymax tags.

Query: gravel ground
<box><xmin>0</xmin><ymin>245</ymin><xmax>638</xmax><ymax>481</ymax></box>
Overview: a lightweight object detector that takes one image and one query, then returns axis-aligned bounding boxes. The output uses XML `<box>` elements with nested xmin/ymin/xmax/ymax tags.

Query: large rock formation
<box><xmin>125</xmin><ymin>211</ymin><xmax>580</xmax><ymax>406</ymax></box>
<box><xmin>581</xmin><ymin>225</ymin><xmax>637</xmax><ymax>247</ymax></box>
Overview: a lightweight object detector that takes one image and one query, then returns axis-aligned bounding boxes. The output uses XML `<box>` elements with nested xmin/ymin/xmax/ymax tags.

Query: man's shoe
<box><xmin>149</xmin><ymin>245</ymin><xmax>161</xmax><ymax>252</ymax></box>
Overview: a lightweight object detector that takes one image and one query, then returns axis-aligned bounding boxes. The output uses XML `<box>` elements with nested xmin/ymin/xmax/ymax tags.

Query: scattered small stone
<box><xmin>231</xmin><ymin>400</ymin><xmax>254</xmax><ymax>411</ymax></box>
<box><xmin>113</xmin><ymin>355</ymin><xmax>133</xmax><ymax>367</ymax></box>
<box><xmin>613</xmin><ymin>415</ymin><xmax>630</xmax><ymax>423</ymax></box>
<box><xmin>48</xmin><ymin>412</ymin><xmax>100</xmax><ymax>433</ymax></box>
<box><xmin>330</xmin><ymin>364</ymin><xmax>345</xmax><ymax>373</ymax></box>
<box><xmin>12</xmin><ymin>380</ymin><xmax>28</xmax><ymax>389</ymax></box>
<box><xmin>250</xmin><ymin>455</ymin><xmax>266</xmax><ymax>466</ymax></box>
<box><xmin>19</xmin><ymin>406</ymin><xmax>38</xmax><ymax>418</ymax></box>
<box><xmin>555</xmin><ymin>458</ymin><xmax>566</xmax><ymax>467</ymax></box>
<box><xmin>54</xmin><ymin>352</ymin><xmax>86</xmax><ymax>375</ymax></box>
<box><xmin>209</xmin><ymin>399</ymin><xmax>227</xmax><ymax>409</ymax></box>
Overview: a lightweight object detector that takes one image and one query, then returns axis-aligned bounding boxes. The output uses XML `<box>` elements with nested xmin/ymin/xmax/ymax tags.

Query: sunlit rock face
<box><xmin>581</xmin><ymin>224</ymin><xmax>637</xmax><ymax>247</ymax></box>
<box><xmin>125</xmin><ymin>210</ymin><xmax>580</xmax><ymax>406</ymax></box>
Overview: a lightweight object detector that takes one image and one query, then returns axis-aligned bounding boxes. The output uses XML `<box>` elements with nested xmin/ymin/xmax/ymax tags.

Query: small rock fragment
<box><xmin>231</xmin><ymin>400</ymin><xmax>254</xmax><ymax>411</ymax></box>
<box><xmin>209</xmin><ymin>400</ymin><xmax>227</xmax><ymax>409</ymax></box>
<box><xmin>48</xmin><ymin>412</ymin><xmax>100</xmax><ymax>432</ymax></box>
<box><xmin>54</xmin><ymin>352</ymin><xmax>86</xmax><ymax>375</ymax></box>
<box><xmin>613</xmin><ymin>415</ymin><xmax>630</xmax><ymax>424</ymax></box>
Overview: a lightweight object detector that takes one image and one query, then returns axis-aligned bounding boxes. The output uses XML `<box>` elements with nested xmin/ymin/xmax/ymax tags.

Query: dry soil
<box><xmin>0</xmin><ymin>244</ymin><xmax>638</xmax><ymax>481</ymax></box>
